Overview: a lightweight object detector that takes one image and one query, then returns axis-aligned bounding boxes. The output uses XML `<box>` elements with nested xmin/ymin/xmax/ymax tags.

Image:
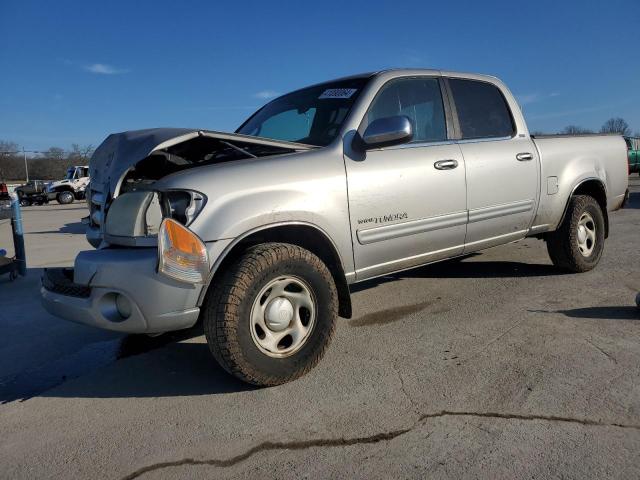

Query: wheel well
<box><xmin>572</xmin><ymin>180</ymin><xmax>609</xmax><ymax>238</ymax></box>
<box><xmin>205</xmin><ymin>225</ymin><xmax>352</xmax><ymax>318</ymax></box>
<box><xmin>54</xmin><ymin>186</ymin><xmax>75</xmax><ymax>193</ymax></box>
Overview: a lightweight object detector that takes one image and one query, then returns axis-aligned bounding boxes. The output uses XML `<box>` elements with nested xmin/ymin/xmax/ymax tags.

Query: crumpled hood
<box><xmin>89</xmin><ymin>128</ymin><xmax>313</xmax><ymax>198</ymax></box>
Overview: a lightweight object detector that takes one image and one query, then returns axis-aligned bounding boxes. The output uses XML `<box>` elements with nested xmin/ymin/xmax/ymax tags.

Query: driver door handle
<box><xmin>516</xmin><ymin>152</ymin><xmax>534</xmax><ymax>161</ymax></box>
<box><xmin>434</xmin><ymin>159</ymin><xmax>459</xmax><ymax>170</ymax></box>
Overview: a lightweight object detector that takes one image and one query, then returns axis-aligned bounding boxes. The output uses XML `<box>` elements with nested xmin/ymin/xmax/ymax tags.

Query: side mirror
<box><xmin>360</xmin><ymin>115</ymin><xmax>413</xmax><ymax>149</ymax></box>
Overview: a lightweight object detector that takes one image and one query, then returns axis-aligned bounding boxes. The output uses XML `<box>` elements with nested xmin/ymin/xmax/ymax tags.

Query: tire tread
<box><xmin>203</xmin><ymin>242</ymin><xmax>337</xmax><ymax>386</ymax></box>
<box><xmin>546</xmin><ymin>195</ymin><xmax>604</xmax><ymax>273</ymax></box>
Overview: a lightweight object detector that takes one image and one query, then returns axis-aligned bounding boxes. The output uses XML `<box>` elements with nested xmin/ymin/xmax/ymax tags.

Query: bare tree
<box><xmin>561</xmin><ymin>125</ymin><xmax>593</xmax><ymax>134</ymax></box>
<box><xmin>67</xmin><ymin>144</ymin><xmax>94</xmax><ymax>163</ymax></box>
<box><xmin>600</xmin><ymin>118</ymin><xmax>631</xmax><ymax>136</ymax></box>
<box><xmin>42</xmin><ymin>147</ymin><xmax>65</xmax><ymax>160</ymax></box>
<box><xmin>0</xmin><ymin>140</ymin><xmax>22</xmax><ymax>181</ymax></box>
<box><xmin>0</xmin><ymin>140</ymin><xmax>19</xmax><ymax>153</ymax></box>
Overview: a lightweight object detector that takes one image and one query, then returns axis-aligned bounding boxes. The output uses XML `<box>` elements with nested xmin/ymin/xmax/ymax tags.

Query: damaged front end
<box><xmin>43</xmin><ymin>129</ymin><xmax>313</xmax><ymax>333</ymax></box>
<box><xmin>87</xmin><ymin>128</ymin><xmax>312</xmax><ymax>248</ymax></box>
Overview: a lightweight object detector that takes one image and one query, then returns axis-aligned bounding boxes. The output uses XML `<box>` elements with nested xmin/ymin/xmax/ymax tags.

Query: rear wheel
<box><xmin>546</xmin><ymin>195</ymin><xmax>605</xmax><ymax>272</ymax></box>
<box><xmin>56</xmin><ymin>191</ymin><xmax>74</xmax><ymax>204</ymax></box>
<box><xmin>19</xmin><ymin>197</ymin><xmax>31</xmax><ymax>207</ymax></box>
<box><xmin>203</xmin><ymin>243</ymin><xmax>338</xmax><ymax>386</ymax></box>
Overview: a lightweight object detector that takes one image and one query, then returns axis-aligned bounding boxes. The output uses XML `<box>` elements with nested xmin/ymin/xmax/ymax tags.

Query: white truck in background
<box><xmin>46</xmin><ymin>165</ymin><xmax>90</xmax><ymax>204</ymax></box>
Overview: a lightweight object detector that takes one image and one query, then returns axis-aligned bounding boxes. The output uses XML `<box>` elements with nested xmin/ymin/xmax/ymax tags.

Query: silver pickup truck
<box><xmin>42</xmin><ymin>69</ymin><xmax>629</xmax><ymax>385</ymax></box>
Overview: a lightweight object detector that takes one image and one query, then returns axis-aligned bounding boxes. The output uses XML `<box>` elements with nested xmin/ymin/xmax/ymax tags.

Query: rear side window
<box><xmin>449</xmin><ymin>79</ymin><xmax>515</xmax><ymax>139</ymax></box>
<box><xmin>364</xmin><ymin>77</ymin><xmax>447</xmax><ymax>143</ymax></box>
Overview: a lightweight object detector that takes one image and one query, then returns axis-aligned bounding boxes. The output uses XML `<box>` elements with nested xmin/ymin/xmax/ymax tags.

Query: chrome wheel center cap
<box><xmin>264</xmin><ymin>297</ymin><xmax>294</xmax><ymax>331</ymax></box>
<box><xmin>577</xmin><ymin>225</ymin><xmax>587</xmax><ymax>244</ymax></box>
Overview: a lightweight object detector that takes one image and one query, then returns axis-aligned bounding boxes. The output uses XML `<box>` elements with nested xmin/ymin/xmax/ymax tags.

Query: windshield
<box><xmin>65</xmin><ymin>168</ymin><xmax>75</xmax><ymax>180</ymax></box>
<box><xmin>237</xmin><ymin>77</ymin><xmax>369</xmax><ymax>146</ymax></box>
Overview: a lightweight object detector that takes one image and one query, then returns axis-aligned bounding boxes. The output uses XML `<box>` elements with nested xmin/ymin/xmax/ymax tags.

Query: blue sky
<box><xmin>1</xmin><ymin>0</ymin><xmax>639</xmax><ymax>151</ymax></box>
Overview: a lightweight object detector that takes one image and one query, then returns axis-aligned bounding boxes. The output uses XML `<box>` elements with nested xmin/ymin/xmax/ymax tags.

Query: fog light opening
<box><xmin>115</xmin><ymin>294</ymin><xmax>132</xmax><ymax>320</ymax></box>
<box><xmin>99</xmin><ymin>292</ymin><xmax>132</xmax><ymax>323</ymax></box>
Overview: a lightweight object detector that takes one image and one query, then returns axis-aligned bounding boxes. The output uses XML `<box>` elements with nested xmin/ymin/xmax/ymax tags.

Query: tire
<box><xmin>546</xmin><ymin>195</ymin><xmax>605</xmax><ymax>273</ymax></box>
<box><xmin>19</xmin><ymin>198</ymin><xmax>31</xmax><ymax>207</ymax></box>
<box><xmin>203</xmin><ymin>242</ymin><xmax>338</xmax><ymax>386</ymax></box>
<box><xmin>56</xmin><ymin>191</ymin><xmax>74</xmax><ymax>204</ymax></box>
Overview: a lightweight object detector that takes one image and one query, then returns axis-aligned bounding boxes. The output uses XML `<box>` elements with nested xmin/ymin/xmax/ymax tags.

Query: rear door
<box><xmin>345</xmin><ymin>76</ymin><xmax>467</xmax><ymax>280</ymax></box>
<box><xmin>446</xmin><ymin>78</ymin><xmax>539</xmax><ymax>252</ymax></box>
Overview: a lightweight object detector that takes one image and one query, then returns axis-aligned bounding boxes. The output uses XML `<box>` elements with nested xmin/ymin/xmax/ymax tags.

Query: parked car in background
<box><xmin>0</xmin><ymin>183</ymin><xmax>11</xmax><ymax>216</ymax></box>
<box><xmin>46</xmin><ymin>165</ymin><xmax>89</xmax><ymax>204</ymax></box>
<box><xmin>43</xmin><ymin>69</ymin><xmax>629</xmax><ymax>386</ymax></box>
<box><xmin>626</xmin><ymin>136</ymin><xmax>640</xmax><ymax>174</ymax></box>
<box><xmin>15</xmin><ymin>180</ymin><xmax>49</xmax><ymax>206</ymax></box>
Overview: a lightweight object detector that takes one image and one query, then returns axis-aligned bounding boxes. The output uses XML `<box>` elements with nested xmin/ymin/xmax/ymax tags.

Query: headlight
<box><xmin>158</xmin><ymin>218</ymin><xmax>209</xmax><ymax>284</ymax></box>
<box><xmin>161</xmin><ymin>190</ymin><xmax>206</xmax><ymax>226</ymax></box>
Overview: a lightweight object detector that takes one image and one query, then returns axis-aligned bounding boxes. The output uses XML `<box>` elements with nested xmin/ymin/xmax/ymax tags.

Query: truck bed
<box><xmin>530</xmin><ymin>133</ymin><xmax>628</xmax><ymax>232</ymax></box>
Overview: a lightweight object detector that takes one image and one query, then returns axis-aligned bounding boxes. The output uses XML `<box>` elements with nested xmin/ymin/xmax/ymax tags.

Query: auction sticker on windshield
<box><xmin>319</xmin><ymin>88</ymin><xmax>357</xmax><ymax>99</ymax></box>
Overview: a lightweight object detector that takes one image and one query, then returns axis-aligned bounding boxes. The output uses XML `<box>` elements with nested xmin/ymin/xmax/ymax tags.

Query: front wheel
<box><xmin>203</xmin><ymin>243</ymin><xmax>338</xmax><ymax>386</ymax></box>
<box><xmin>56</xmin><ymin>191</ymin><xmax>74</xmax><ymax>204</ymax></box>
<box><xmin>19</xmin><ymin>197</ymin><xmax>31</xmax><ymax>207</ymax></box>
<box><xmin>546</xmin><ymin>195</ymin><xmax>605</xmax><ymax>272</ymax></box>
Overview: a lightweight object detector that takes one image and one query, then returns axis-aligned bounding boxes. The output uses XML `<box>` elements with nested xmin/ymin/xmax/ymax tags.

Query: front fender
<box><xmin>154</xmin><ymin>146</ymin><xmax>355</xmax><ymax>277</ymax></box>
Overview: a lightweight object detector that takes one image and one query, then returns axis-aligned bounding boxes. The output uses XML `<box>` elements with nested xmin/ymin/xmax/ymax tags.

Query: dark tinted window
<box><xmin>449</xmin><ymin>79</ymin><xmax>515</xmax><ymax>139</ymax></box>
<box><xmin>237</xmin><ymin>78</ymin><xmax>368</xmax><ymax>146</ymax></box>
<box><xmin>364</xmin><ymin>77</ymin><xmax>447</xmax><ymax>143</ymax></box>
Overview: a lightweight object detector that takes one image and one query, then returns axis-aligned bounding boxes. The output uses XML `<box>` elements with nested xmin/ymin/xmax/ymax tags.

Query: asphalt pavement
<box><xmin>0</xmin><ymin>178</ymin><xmax>639</xmax><ymax>479</ymax></box>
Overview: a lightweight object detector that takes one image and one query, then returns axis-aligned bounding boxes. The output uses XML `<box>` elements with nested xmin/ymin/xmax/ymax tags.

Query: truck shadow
<box><xmin>625</xmin><ymin>191</ymin><xmax>640</xmax><ymax>209</ymax></box>
<box><xmin>0</xmin><ymin>278</ymin><xmax>253</xmax><ymax>403</ymax></box>
<box><xmin>3</xmin><ymin>324</ymin><xmax>254</xmax><ymax>402</ymax></box>
<box><xmin>37</xmin><ymin>341</ymin><xmax>255</xmax><ymax>400</ymax></box>
<box><xmin>351</xmin><ymin>256</ymin><xmax>561</xmax><ymax>293</ymax></box>
<box><xmin>529</xmin><ymin>306</ymin><xmax>639</xmax><ymax>320</ymax></box>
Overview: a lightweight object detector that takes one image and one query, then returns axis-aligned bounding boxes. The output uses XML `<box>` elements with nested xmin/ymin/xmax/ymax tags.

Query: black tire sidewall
<box><xmin>568</xmin><ymin>196</ymin><xmax>605</xmax><ymax>269</ymax></box>
<box><xmin>233</xmin><ymin>256</ymin><xmax>335</xmax><ymax>380</ymax></box>
<box><xmin>57</xmin><ymin>192</ymin><xmax>73</xmax><ymax>204</ymax></box>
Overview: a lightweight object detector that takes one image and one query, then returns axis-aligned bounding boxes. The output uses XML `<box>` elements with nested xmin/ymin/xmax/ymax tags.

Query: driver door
<box><xmin>345</xmin><ymin>76</ymin><xmax>467</xmax><ymax>280</ymax></box>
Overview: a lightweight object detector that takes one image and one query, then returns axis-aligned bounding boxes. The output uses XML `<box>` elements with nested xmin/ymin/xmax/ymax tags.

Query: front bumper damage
<box><xmin>41</xmin><ymin>248</ymin><xmax>202</xmax><ymax>333</ymax></box>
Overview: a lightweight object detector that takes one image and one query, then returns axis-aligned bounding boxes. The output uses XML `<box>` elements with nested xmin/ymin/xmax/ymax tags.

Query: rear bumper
<box><xmin>41</xmin><ymin>248</ymin><xmax>202</xmax><ymax>333</ymax></box>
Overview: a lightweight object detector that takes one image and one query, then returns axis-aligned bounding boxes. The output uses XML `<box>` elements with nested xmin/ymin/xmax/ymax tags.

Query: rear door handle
<box><xmin>434</xmin><ymin>159</ymin><xmax>459</xmax><ymax>170</ymax></box>
<box><xmin>516</xmin><ymin>152</ymin><xmax>534</xmax><ymax>161</ymax></box>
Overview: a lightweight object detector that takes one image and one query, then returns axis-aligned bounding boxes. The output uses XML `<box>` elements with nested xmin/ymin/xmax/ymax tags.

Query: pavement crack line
<box><xmin>460</xmin><ymin>318</ymin><xmax>524</xmax><ymax>364</ymax></box>
<box><xmin>120</xmin><ymin>410</ymin><xmax>640</xmax><ymax>480</ymax></box>
<box><xmin>585</xmin><ymin>338</ymin><xmax>618</xmax><ymax>364</ymax></box>
<box><xmin>392</xmin><ymin>362</ymin><xmax>420</xmax><ymax>414</ymax></box>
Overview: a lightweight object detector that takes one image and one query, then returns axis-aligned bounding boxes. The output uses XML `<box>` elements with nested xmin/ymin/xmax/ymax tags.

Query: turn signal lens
<box><xmin>158</xmin><ymin>218</ymin><xmax>208</xmax><ymax>283</ymax></box>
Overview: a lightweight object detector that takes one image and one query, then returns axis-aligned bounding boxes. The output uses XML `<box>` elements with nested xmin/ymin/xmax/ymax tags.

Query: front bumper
<box><xmin>41</xmin><ymin>248</ymin><xmax>202</xmax><ymax>333</ymax></box>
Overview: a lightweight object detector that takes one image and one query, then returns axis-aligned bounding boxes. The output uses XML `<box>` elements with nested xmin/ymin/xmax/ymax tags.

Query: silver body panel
<box><xmin>42</xmin><ymin>69</ymin><xmax>629</xmax><ymax>333</ymax></box>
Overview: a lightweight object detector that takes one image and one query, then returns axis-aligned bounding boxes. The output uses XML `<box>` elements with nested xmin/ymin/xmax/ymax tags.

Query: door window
<box><xmin>364</xmin><ymin>77</ymin><xmax>447</xmax><ymax>143</ymax></box>
<box><xmin>449</xmin><ymin>79</ymin><xmax>515</xmax><ymax>139</ymax></box>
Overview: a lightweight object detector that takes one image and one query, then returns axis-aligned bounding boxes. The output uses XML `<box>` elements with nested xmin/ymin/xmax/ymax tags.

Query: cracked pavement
<box><xmin>1</xmin><ymin>178</ymin><xmax>639</xmax><ymax>479</ymax></box>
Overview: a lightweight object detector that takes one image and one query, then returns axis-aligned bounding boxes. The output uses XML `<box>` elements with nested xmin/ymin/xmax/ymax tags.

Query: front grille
<box><xmin>42</xmin><ymin>268</ymin><xmax>91</xmax><ymax>298</ymax></box>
